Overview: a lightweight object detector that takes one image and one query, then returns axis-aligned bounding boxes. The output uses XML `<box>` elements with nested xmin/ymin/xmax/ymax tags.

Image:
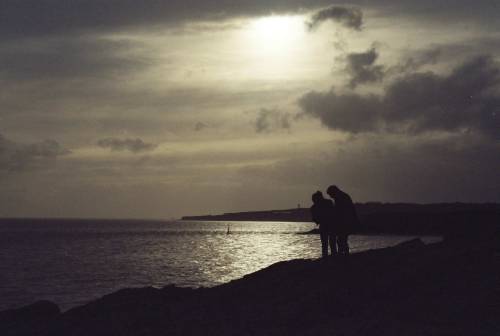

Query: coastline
<box><xmin>182</xmin><ymin>203</ymin><xmax>500</xmax><ymax>236</ymax></box>
<box><xmin>2</xmin><ymin>234</ymin><xmax>499</xmax><ymax>336</ymax></box>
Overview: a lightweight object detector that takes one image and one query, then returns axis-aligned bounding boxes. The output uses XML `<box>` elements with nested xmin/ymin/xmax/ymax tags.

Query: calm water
<box><xmin>0</xmin><ymin>220</ymin><xmax>439</xmax><ymax>311</ymax></box>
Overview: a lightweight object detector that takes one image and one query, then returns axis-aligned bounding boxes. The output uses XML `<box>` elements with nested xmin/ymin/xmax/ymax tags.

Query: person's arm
<box><xmin>310</xmin><ymin>207</ymin><xmax>320</xmax><ymax>225</ymax></box>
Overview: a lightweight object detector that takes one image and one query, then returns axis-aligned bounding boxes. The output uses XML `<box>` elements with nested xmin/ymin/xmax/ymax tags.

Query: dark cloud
<box><xmin>299</xmin><ymin>55</ymin><xmax>500</xmax><ymax>137</ymax></box>
<box><xmin>0</xmin><ymin>133</ymin><xmax>70</xmax><ymax>172</ymax></box>
<box><xmin>345</xmin><ymin>47</ymin><xmax>385</xmax><ymax>87</ymax></box>
<box><xmin>254</xmin><ymin>108</ymin><xmax>291</xmax><ymax>133</ymax></box>
<box><xmin>0</xmin><ymin>37</ymin><xmax>148</xmax><ymax>81</ymax></box>
<box><xmin>97</xmin><ymin>138</ymin><xmax>158</xmax><ymax>153</ymax></box>
<box><xmin>428</xmin><ymin>38</ymin><xmax>500</xmax><ymax>63</ymax></box>
<box><xmin>299</xmin><ymin>91</ymin><xmax>382</xmax><ymax>133</ymax></box>
<box><xmin>307</xmin><ymin>6</ymin><xmax>363</xmax><ymax>31</ymax></box>
<box><xmin>344</xmin><ymin>46</ymin><xmax>440</xmax><ymax>88</ymax></box>
<box><xmin>0</xmin><ymin>0</ymin><xmax>332</xmax><ymax>39</ymax></box>
<box><xmin>243</xmin><ymin>133</ymin><xmax>500</xmax><ymax>203</ymax></box>
<box><xmin>391</xmin><ymin>48</ymin><xmax>441</xmax><ymax>74</ymax></box>
<box><xmin>194</xmin><ymin>122</ymin><xmax>208</xmax><ymax>131</ymax></box>
<box><xmin>356</xmin><ymin>0</ymin><xmax>500</xmax><ymax>30</ymax></box>
<box><xmin>1</xmin><ymin>0</ymin><xmax>497</xmax><ymax>41</ymax></box>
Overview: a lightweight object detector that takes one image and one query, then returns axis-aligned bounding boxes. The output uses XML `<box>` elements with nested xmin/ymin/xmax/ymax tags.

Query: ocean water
<box><xmin>0</xmin><ymin>220</ymin><xmax>440</xmax><ymax>311</ymax></box>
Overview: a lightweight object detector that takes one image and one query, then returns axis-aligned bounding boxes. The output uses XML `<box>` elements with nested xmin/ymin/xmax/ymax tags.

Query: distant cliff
<box><xmin>182</xmin><ymin>203</ymin><xmax>500</xmax><ymax>236</ymax></box>
<box><xmin>183</xmin><ymin>208</ymin><xmax>311</xmax><ymax>222</ymax></box>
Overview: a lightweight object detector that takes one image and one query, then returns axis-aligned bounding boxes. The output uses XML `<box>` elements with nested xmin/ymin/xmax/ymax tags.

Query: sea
<box><xmin>0</xmin><ymin>219</ymin><xmax>440</xmax><ymax>311</ymax></box>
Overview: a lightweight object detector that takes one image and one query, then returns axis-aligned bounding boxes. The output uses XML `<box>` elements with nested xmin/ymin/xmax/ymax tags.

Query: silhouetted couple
<box><xmin>310</xmin><ymin>185</ymin><xmax>358</xmax><ymax>259</ymax></box>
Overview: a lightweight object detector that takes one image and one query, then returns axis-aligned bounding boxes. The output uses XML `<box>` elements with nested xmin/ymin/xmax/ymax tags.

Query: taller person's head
<box><xmin>327</xmin><ymin>185</ymin><xmax>340</xmax><ymax>198</ymax></box>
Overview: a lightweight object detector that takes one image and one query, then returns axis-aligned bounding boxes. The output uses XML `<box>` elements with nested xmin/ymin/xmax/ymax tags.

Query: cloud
<box><xmin>97</xmin><ymin>138</ymin><xmax>158</xmax><ymax>153</ymax></box>
<box><xmin>1</xmin><ymin>0</ymin><xmax>498</xmax><ymax>41</ymax></box>
<box><xmin>0</xmin><ymin>36</ymin><xmax>148</xmax><ymax>81</ymax></box>
<box><xmin>391</xmin><ymin>48</ymin><xmax>441</xmax><ymax>74</ymax></box>
<box><xmin>307</xmin><ymin>6</ymin><xmax>363</xmax><ymax>31</ymax></box>
<box><xmin>299</xmin><ymin>55</ymin><xmax>500</xmax><ymax>137</ymax></box>
<box><xmin>298</xmin><ymin>91</ymin><xmax>382</xmax><ymax>133</ymax></box>
<box><xmin>345</xmin><ymin>47</ymin><xmax>385</xmax><ymax>87</ymax></box>
<box><xmin>194</xmin><ymin>122</ymin><xmax>208</xmax><ymax>131</ymax></box>
<box><xmin>0</xmin><ymin>133</ymin><xmax>70</xmax><ymax>172</ymax></box>
<box><xmin>0</xmin><ymin>0</ymin><xmax>332</xmax><ymax>40</ymax></box>
<box><xmin>0</xmin><ymin>76</ymin><xmax>307</xmax><ymax>143</ymax></box>
<box><xmin>360</xmin><ymin>0</ymin><xmax>499</xmax><ymax>31</ymax></box>
<box><xmin>343</xmin><ymin>45</ymin><xmax>440</xmax><ymax>88</ymax></box>
<box><xmin>240</xmin><ymin>133</ymin><xmax>500</xmax><ymax>203</ymax></box>
<box><xmin>254</xmin><ymin>108</ymin><xmax>291</xmax><ymax>133</ymax></box>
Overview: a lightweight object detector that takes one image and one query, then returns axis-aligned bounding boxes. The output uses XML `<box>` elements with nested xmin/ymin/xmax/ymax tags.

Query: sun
<box><xmin>251</xmin><ymin>16</ymin><xmax>298</xmax><ymax>38</ymax></box>
<box><xmin>239</xmin><ymin>15</ymin><xmax>306</xmax><ymax>78</ymax></box>
<box><xmin>246</xmin><ymin>15</ymin><xmax>304</xmax><ymax>50</ymax></box>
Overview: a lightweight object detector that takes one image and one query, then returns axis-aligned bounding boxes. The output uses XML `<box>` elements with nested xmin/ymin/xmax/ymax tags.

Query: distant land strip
<box><xmin>182</xmin><ymin>203</ymin><xmax>500</xmax><ymax>236</ymax></box>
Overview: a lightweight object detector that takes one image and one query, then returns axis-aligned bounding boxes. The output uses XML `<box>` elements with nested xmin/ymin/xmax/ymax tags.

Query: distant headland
<box><xmin>182</xmin><ymin>202</ymin><xmax>500</xmax><ymax>236</ymax></box>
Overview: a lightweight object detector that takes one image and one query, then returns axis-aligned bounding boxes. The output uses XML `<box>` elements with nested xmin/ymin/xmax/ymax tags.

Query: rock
<box><xmin>0</xmin><ymin>300</ymin><xmax>60</xmax><ymax>336</ymax></box>
<box><xmin>393</xmin><ymin>237</ymin><xmax>425</xmax><ymax>250</ymax></box>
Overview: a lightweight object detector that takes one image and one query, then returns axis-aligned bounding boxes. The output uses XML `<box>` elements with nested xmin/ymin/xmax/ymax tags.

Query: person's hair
<box><xmin>327</xmin><ymin>185</ymin><xmax>340</xmax><ymax>195</ymax></box>
<box><xmin>311</xmin><ymin>191</ymin><xmax>323</xmax><ymax>203</ymax></box>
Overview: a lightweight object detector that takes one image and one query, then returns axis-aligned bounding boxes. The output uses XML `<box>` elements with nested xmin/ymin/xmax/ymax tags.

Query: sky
<box><xmin>0</xmin><ymin>1</ymin><xmax>499</xmax><ymax>218</ymax></box>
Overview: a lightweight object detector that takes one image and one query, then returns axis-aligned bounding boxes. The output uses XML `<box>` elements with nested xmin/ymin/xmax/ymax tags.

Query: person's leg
<box><xmin>338</xmin><ymin>235</ymin><xmax>350</xmax><ymax>255</ymax></box>
<box><xmin>329</xmin><ymin>234</ymin><xmax>338</xmax><ymax>256</ymax></box>
<box><xmin>344</xmin><ymin>235</ymin><xmax>350</xmax><ymax>255</ymax></box>
<box><xmin>320</xmin><ymin>230</ymin><xmax>328</xmax><ymax>258</ymax></box>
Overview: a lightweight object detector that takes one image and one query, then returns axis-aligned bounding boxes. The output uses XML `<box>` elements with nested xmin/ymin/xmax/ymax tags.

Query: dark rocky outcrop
<box><xmin>3</xmin><ymin>236</ymin><xmax>499</xmax><ymax>335</ymax></box>
<box><xmin>0</xmin><ymin>300</ymin><xmax>60</xmax><ymax>336</ymax></box>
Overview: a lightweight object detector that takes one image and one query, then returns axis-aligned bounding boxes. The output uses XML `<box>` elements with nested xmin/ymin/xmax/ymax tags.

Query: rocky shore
<box><xmin>2</xmin><ymin>236</ymin><xmax>499</xmax><ymax>336</ymax></box>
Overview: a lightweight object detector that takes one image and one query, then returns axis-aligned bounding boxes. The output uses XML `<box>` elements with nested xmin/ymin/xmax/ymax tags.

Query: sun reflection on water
<box><xmin>0</xmin><ymin>220</ymin><xmax>441</xmax><ymax>310</ymax></box>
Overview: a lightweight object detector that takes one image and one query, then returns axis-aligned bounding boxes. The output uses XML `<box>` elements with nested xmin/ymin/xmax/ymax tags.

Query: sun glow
<box><xmin>239</xmin><ymin>15</ymin><xmax>307</xmax><ymax>78</ymax></box>
<box><xmin>247</xmin><ymin>15</ymin><xmax>304</xmax><ymax>51</ymax></box>
<box><xmin>252</xmin><ymin>16</ymin><xmax>300</xmax><ymax>37</ymax></box>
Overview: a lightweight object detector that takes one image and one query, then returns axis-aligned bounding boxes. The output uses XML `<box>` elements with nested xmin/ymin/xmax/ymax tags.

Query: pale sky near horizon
<box><xmin>1</xmin><ymin>1</ymin><xmax>499</xmax><ymax>218</ymax></box>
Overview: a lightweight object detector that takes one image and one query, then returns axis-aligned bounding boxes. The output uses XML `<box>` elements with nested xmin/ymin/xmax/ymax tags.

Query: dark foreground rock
<box><xmin>0</xmin><ymin>300</ymin><xmax>60</xmax><ymax>336</ymax></box>
<box><xmin>4</xmin><ymin>236</ymin><xmax>499</xmax><ymax>336</ymax></box>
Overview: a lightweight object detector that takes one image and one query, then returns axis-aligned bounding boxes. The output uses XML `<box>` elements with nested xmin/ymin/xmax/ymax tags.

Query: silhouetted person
<box><xmin>310</xmin><ymin>191</ymin><xmax>336</xmax><ymax>258</ymax></box>
<box><xmin>327</xmin><ymin>185</ymin><xmax>358</xmax><ymax>256</ymax></box>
